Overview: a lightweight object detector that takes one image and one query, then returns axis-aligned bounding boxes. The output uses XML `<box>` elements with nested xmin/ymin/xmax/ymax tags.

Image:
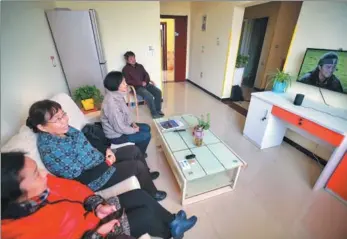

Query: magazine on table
<box><xmin>159</xmin><ymin>119</ymin><xmax>185</xmax><ymax>132</ymax></box>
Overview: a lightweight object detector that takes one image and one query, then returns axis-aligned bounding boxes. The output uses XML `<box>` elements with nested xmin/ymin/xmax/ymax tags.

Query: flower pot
<box><xmin>81</xmin><ymin>98</ymin><xmax>95</xmax><ymax>111</ymax></box>
<box><xmin>193</xmin><ymin>127</ymin><xmax>204</xmax><ymax>147</ymax></box>
<box><xmin>233</xmin><ymin>67</ymin><xmax>245</xmax><ymax>86</ymax></box>
<box><xmin>272</xmin><ymin>81</ymin><xmax>287</xmax><ymax>93</ymax></box>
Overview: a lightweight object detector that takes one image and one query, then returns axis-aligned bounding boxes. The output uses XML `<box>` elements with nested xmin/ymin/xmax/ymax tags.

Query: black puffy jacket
<box><xmin>82</xmin><ymin>122</ymin><xmax>111</xmax><ymax>155</ymax></box>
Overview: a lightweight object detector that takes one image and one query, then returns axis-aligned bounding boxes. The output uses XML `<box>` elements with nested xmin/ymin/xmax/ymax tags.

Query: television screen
<box><xmin>297</xmin><ymin>48</ymin><xmax>347</xmax><ymax>94</ymax></box>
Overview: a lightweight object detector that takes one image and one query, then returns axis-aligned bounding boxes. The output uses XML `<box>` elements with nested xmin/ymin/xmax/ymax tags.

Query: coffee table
<box><xmin>153</xmin><ymin>114</ymin><xmax>247</xmax><ymax>205</ymax></box>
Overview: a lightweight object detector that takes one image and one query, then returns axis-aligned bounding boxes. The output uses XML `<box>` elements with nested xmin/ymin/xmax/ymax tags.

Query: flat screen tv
<box><xmin>297</xmin><ymin>48</ymin><xmax>347</xmax><ymax>94</ymax></box>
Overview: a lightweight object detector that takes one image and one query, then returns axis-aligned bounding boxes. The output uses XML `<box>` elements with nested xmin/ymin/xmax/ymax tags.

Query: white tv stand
<box><xmin>243</xmin><ymin>91</ymin><xmax>347</xmax><ymax>191</ymax></box>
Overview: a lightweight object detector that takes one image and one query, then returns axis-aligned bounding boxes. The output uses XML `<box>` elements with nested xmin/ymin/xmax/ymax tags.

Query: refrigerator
<box><xmin>46</xmin><ymin>9</ymin><xmax>107</xmax><ymax>94</ymax></box>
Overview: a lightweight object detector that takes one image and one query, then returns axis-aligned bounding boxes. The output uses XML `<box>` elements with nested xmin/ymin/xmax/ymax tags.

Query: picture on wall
<box><xmin>297</xmin><ymin>48</ymin><xmax>347</xmax><ymax>94</ymax></box>
<box><xmin>202</xmin><ymin>15</ymin><xmax>207</xmax><ymax>31</ymax></box>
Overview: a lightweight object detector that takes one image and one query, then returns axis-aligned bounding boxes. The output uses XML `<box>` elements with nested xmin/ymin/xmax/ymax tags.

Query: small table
<box><xmin>153</xmin><ymin>114</ymin><xmax>247</xmax><ymax>205</ymax></box>
<box><xmin>83</xmin><ymin>110</ymin><xmax>101</xmax><ymax>123</ymax></box>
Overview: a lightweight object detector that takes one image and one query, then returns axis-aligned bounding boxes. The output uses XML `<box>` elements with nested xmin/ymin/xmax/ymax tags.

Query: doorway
<box><xmin>239</xmin><ymin>17</ymin><xmax>268</xmax><ymax>89</ymax></box>
<box><xmin>160</xmin><ymin>22</ymin><xmax>167</xmax><ymax>71</ymax></box>
<box><xmin>160</xmin><ymin>15</ymin><xmax>188</xmax><ymax>83</ymax></box>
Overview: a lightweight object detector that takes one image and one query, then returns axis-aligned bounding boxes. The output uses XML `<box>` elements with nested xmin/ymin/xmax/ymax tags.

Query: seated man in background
<box><xmin>122</xmin><ymin>51</ymin><xmax>164</xmax><ymax>119</ymax></box>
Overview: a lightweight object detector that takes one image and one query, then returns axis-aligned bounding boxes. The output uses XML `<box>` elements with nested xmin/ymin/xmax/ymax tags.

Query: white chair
<box><xmin>1</xmin><ymin>93</ymin><xmax>151</xmax><ymax>239</ymax></box>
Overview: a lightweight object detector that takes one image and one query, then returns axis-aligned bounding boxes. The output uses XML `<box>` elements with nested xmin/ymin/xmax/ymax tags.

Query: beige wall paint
<box><xmin>262</xmin><ymin>1</ymin><xmax>302</xmax><ymax>88</ymax></box>
<box><xmin>1</xmin><ymin>1</ymin><xmax>69</xmax><ymax>145</ymax></box>
<box><xmin>222</xmin><ymin>6</ymin><xmax>245</xmax><ymax>98</ymax></box>
<box><xmin>160</xmin><ymin>1</ymin><xmax>191</xmax><ymax>79</ymax></box>
<box><xmin>284</xmin><ymin>1</ymin><xmax>347</xmax><ymax>160</ymax></box>
<box><xmin>189</xmin><ymin>2</ymin><xmax>237</xmax><ymax>97</ymax></box>
<box><xmin>56</xmin><ymin>1</ymin><xmax>162</xmax><ymax>89</ymax></box>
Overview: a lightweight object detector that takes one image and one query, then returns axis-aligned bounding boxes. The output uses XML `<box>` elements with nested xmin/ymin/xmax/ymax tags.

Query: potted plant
<box><xmin>73</xmin><ymin>85</ymin><xmax>103</xmax><ymax>111</ymax></box>
<box><xmin>193</xmin><ymin>113</ymin><xmax>210</xmax><ymax>147</ymax></box>
<box><xmin>266</xmin><ymin>69</ymin><xmax>292</xmax><ymax>93</ymax></box>
<box><xmin>233</xmin><ymin>54</ymin><xmax>249</xmax><ymax>86</ymax></box>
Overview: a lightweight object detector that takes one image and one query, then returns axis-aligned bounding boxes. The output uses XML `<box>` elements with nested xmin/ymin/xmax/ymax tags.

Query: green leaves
<box><xmin>197</xmin><ymin>113</ymin><xmax>211</xmax><ymax>130</ymax></box>
<box><xmin>236</xmin><ymin>55</ymin><xmax>249</xmax><ymax>68</ymax></box>
<box><xmin>266</xmin><ymin>69</ymin><xmax>292</xmax><ymax>91</ymax></box>
<box><xmin>73</xmin><ymin>85</ymin><xmax>104</xmax><ymax>104</ymax></box>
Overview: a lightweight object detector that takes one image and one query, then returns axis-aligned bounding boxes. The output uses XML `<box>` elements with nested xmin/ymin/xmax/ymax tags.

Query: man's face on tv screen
<box><xmin>319</xmin><ymin>63</ymin><xmax>337</xmax><ymax>78</ymax></box>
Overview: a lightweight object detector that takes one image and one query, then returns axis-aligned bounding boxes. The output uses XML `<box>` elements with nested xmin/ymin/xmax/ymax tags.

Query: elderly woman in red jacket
<box><xmin>1</xmin><ymin>152</ymin><xmax>197</xmax><ymax>239</ymax></box>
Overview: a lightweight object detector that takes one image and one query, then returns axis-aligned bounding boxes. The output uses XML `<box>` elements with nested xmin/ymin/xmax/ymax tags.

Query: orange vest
<box><xmin>2</xmin><ymin>175</ymin><xmax>100</xmax><ymax>239</ymax></box>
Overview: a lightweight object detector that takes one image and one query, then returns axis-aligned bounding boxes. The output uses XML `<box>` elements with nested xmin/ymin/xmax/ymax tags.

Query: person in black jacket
<box><xmin>81</xmin><ymin>122</ymin><xmax>159</xmax><ymax>180</ymax></box>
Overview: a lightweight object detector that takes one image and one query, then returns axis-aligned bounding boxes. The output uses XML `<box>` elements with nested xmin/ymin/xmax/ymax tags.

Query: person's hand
<box><xmin>134</xmin><ymin>127</ymin><xmax>140</xmax><ymax>133</ymax></box>
<box><xmin>105</xmin><ymin>148</ymin><xmax>116</xmax><ymax>165</ymax></box>
<box><xmin>132</xmin><ymin>123</ymin><xmax>139</xmax><ymax>129</ymax></box>
<box><xmin>95</xmin><ymin>204</ymin><xmax>117</xmax><ymax>219</ymax></box>
<box><xmin>96</xmin><ymin>219</ymin><xmax>120</xmax><ymax>235</ymax></box>
<box><xmin>142</xmin><ymin>81</ymin><xmax>147</xmax><ymax>87</ymax></box>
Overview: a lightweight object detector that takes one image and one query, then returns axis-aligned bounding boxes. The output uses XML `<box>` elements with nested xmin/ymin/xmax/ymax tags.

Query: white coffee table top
<box><xmin>154</xmin><ymin>114</ymin><xmax>246</xmax><ymax>181</ymax></box>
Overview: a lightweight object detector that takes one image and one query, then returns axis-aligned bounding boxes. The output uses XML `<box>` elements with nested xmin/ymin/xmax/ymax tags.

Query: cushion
<box><xmin>50</xmin><ymin>93</ymin><xmax>88</xmax><ymax>130</ymax></box>
<box><xmin>1</xmin><ymin>125</ymin><xmax>48</xmax><ymax>171</ymax></box>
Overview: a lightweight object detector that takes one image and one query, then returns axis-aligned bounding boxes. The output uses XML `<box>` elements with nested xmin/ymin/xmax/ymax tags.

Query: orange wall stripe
<box><xmin>327</xmin><ymin>153</ymin><xmax>347</xmax><ymax>201</ymax></box>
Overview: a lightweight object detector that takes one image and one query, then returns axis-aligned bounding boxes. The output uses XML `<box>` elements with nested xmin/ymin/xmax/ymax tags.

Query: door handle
<box><xmin>261</xmin><ymin>110</ymin><xmax>268</xmax><ymax>121</ymax></box>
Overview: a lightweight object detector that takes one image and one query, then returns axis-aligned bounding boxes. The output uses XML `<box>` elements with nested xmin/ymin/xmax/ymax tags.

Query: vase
<box><xmin>193</xmin><ymin>127</ymin><xmax>204</xmax><ymax>147</ymax></box>
<box><xmin>272</xmin><ymin>81</ymin><xmax>287</xmax><ymax>93</ymax></box>
<box><xmin>233</xmin><ymin>67</ymin><xmax>245</xmax><ymax>86</ymax></box>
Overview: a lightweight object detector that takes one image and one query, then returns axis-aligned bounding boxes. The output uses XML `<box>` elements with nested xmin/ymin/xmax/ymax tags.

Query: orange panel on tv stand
<box><xmin>271</xmin><ymin>106</ymin><xmax>343</xmax><ymax>147</ymax></box>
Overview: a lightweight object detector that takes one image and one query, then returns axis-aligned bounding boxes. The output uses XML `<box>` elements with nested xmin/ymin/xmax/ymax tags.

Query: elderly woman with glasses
<box><xmin>26</xmin><ymin>100</ymin><xmax>167</xmax><ymax>201</ymax></box>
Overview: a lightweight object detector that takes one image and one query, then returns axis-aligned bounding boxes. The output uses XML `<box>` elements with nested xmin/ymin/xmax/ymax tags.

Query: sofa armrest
<box><xmin>138</xmin><ymin>234</ymin><xmax>152</xmax><ymax>239</ymax></box>
<box><xmin>95</xmin><ymin>176</ymin><xmax>140</xmax><ymax>198</ymax></box>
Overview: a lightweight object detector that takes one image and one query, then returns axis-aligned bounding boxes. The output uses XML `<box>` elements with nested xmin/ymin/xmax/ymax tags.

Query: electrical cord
<box><xmin>312</xmin><ymin>145</ymin><xmax>325</xmax><ymax>169</ymax></box>
<box><xmin>318</xmin><ymin>87</ymin><xmax>329</xmax><ymax>106</ymax></box>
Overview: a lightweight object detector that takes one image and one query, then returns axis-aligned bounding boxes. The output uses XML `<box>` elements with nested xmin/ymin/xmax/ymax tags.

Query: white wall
<box><xmin>283</xmin><ymin>1</ymin><xmax>347</xmax><ymax>160</ymax></box>
<box><xmin>55</xmin><ymin>1</ymin><xmax>162</xmax><ymax>89</ymax></box>
<box><xmin>284</xmin><ymin>2</ymin><xmax>347</xmax><ymax>108</ymax></box>
<box><xmin>1</xmin><ymin>1</ymin><xmax>69</xmax><ymax>145</ymax></box>
<box><xmin>222</xmin><ymin>6</ymin><xmax>245</xmax><ymax>98</ymax></box>
<box><xmin>160</xmin><ymin>1</ymin><xmax>191</xmax><ymax>79</ymax></box>
<box><xmin>189</xmin><ymin>2</ymin><xmax>238</xmax><ymax>97</ymax></box>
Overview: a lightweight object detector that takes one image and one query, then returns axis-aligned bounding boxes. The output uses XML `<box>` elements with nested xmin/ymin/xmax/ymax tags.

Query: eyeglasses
<box><xmin>47</xmin><ymin>111</ymin><xmax>67</xmax><ymax>124</ymax></box>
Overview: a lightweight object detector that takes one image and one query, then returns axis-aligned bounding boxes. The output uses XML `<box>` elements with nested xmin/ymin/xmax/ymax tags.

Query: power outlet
<box><xmin>200</xmin><ymin>72</ymin><xmax>203</xmax><ymax>78</ymax></box>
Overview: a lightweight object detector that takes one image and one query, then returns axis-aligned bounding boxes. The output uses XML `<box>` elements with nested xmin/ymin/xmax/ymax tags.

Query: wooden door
<box><xmin>173</xmin><ymin>16</ymin><xmax>187</xmax><ymax>82</ymax></box>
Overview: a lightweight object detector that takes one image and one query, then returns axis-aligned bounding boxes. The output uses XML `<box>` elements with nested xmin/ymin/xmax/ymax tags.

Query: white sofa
<box><xmin>1</xmin><ymin>93</ymin><xmax>151</xmax><ymax>239</ymax></box>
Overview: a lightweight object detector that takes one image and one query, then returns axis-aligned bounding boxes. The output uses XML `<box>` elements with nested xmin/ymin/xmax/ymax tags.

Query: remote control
<box><xmin>174</xmin><ymin>129</ymin><xmax>186</xmax><ymax>132</ymax></box>
<box><xmin>185</xmin><ymin>154</ymin><xmax>196</xmax><ymax>159</ymax></box>
<box><xmin>99</xmin><ymin>208</ymin><xmax>125</xmax><ymax>225</ymax></box>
